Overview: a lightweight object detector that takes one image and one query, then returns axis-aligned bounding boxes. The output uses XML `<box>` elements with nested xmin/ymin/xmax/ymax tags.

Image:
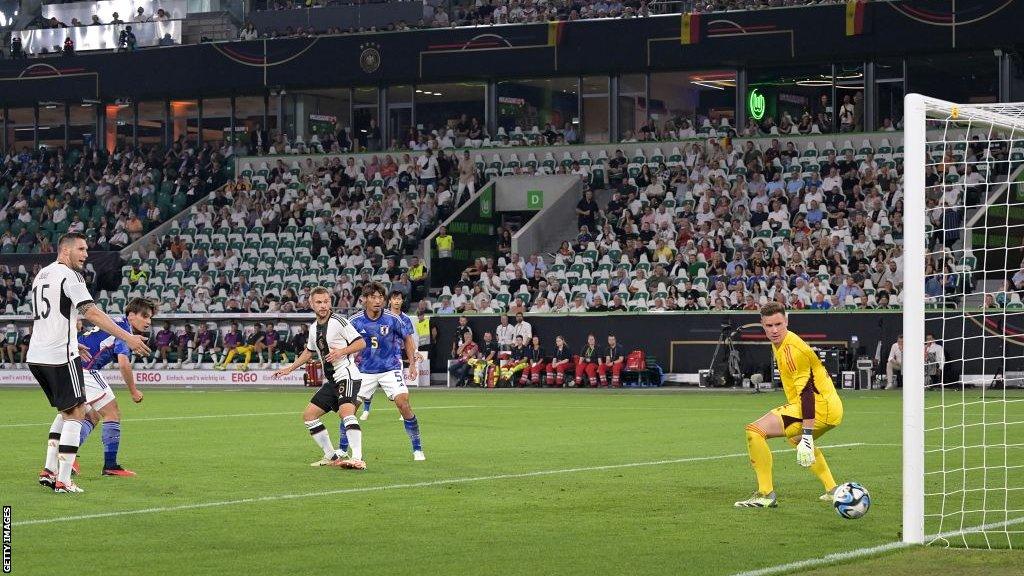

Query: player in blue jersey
<box><xmin>76</xmin><ymin>297</ymin><xmax>155</xmax><ymax>477</ymax></box>
<box><xmin>358</xmin><ymin>290</ymin><xmax>418</xmax><ymax>421</ymax></box>
<box><xmin>347</xmin><ymin>282</ymin><xmax>425</xmax><ymax>461</ymax></box>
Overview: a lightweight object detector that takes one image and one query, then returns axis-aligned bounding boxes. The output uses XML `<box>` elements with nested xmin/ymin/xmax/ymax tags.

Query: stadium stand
<box><xmin>124</xmin><ymin>130</ymin><xmax>985</xmax><ymax>321</ymax></box>
<box><xmin>0</xmin><ymin>142</ymin><xmax>226</xmax><ymax>255</ymax></box>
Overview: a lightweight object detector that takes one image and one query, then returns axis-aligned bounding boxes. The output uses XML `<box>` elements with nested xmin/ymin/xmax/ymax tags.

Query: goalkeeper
<box><xmin>735</xmin><ymin>302</ymin><xmax>844</xmax><ymax>508</ymax></box>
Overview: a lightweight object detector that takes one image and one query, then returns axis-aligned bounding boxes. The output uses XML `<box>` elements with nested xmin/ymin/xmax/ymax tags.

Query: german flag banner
<box><xmin>548</xmin><ymin>21</ymin><xmax>566</xmax><ymax>47</ymax></box>
<box><xmin>680</xmin><ymin>13</ymin><xmax>700</xmax><ymax>45</ymax></box>
<box><xmin>845</xmin><ymin>0</ymin><xmax>866</xmax><ymax>36</ymax></box>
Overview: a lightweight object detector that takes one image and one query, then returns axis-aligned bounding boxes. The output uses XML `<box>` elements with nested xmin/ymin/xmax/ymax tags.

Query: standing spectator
<box><xmin>457</xmin><ymin>150</ymin><xmax>477</xmax><ymax>199</ymax></box>
<box><xmin>435</xmin><ymin>225</ymin><xmax>454</xmax><ymax>287</ymax></box>
<box><xmin>366</xmin><ymin>118</ymin><xmax>382</xmax><ymax>151</ymax></box>
<box><xmin>839</xmin><ymin>94</ymin><xmax>855</xmax><ymax>132</ymax></box>
<box><xmin>250</xmin><ymin>123</ymin><xmax>269</xmax><ymax>155</ymax></box>
<box><xmin>418</xmin><ymin>148</ymin><xmax>440</xmax><ymax>188</ymax></box>
<box><xmin>576</xmin><ymin>189</ymin><xmax>599</xmax><ymax>231</ymax></box>
<box><xmin>512</xmin><ymin>312</ymin><xmax>532</xmax><ymax>343</ymax></box>
<box><xmin>495</xmin><ymin>314</ymin><xmax>515</xmax><ymax>351</ymax></box>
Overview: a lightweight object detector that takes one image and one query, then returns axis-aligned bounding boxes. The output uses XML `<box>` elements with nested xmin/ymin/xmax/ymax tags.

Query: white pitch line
<box><xmin>729</xmin><ymin>516</ymin><xmax>1024</xmax><ymax>576</ymax></box>
<box><xmin>12</xmin><ymin>442</ymin><xmax>866</xmax><ymax>527</ymax></box>
<box><xmin>0</xmin><ymin>405</ymin><xmax>507</xmax><ymax>429</ymax></box>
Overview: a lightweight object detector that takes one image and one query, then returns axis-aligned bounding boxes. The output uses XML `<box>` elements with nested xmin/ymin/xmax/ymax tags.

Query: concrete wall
<box><xmin>511</xmin><ymin>176</ymin><xmax>583</xmax><ymax>258</ymax></box>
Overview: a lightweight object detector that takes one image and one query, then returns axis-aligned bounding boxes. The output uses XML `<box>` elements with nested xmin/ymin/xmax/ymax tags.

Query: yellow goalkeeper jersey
<box><xmin>773</xmin><ymin>331</ymin><xmax>840</xmax><ymax>410</ymax></box>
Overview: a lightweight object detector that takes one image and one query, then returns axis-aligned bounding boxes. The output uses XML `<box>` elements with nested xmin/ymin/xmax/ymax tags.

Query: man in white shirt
<box><xmin>417</xmin><ymin>150</ymin><xmax>440</xmax><ymax>188</ymax></box>
<box><xmin>512</xmin><ymin>312</ymin><xmax>532</xmax><ymax>342</ymax></box>
<box><xmin>495</xmin><ymin>314</ymin><xmax>515</xmax><ymax>351</ymax></box>
<box><xmin>886</xmin><ymin>335</ymin><xmax>903</xmax><ymax>390</ymax></box>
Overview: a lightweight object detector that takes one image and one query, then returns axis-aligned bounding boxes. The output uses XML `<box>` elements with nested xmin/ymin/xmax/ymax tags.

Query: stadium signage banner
<box><xmin>0</xmin><ymin>370</ymin><xmax>305</xmax><ymax>387</ymax></box>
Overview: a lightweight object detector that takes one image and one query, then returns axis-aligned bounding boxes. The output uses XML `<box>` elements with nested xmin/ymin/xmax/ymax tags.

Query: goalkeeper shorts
<box><xmin>771</xmin><ymin>394</ymin><xmax>843</xmax><ymax>439</ymax></box>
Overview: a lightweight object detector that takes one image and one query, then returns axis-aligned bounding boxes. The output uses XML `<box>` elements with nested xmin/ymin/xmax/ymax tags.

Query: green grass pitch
<box><xmin>1</xmin><ymin>387</ymin><xmax>1022</xmax><ymax>575</ymax></box>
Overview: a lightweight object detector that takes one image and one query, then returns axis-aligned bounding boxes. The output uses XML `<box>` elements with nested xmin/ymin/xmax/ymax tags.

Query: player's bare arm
<box><xmin>405</xmin><ymin>334</ymin><xmax>419</xmax><ymax>380</ymax></box>
<box><xmin>118</xmin><ymin>353</ymin><xmax>143</xmax><ymax>403</ymax></box>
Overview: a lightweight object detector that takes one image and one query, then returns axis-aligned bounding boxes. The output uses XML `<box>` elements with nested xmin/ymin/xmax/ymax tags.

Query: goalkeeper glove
<box><xmin>796</xmin><ymin>428</ymin><xmax>816</xmax><ymax>467</ymax></box>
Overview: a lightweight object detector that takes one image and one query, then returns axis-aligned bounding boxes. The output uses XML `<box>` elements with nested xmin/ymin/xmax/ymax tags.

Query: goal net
<box><xmin>904</xmin><ymin>94</ymin><xmax>1024</xmax><ymax>547</ymax></box>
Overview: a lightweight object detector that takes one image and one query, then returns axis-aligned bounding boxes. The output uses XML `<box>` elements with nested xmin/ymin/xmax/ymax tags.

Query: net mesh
<box><xmin>921</xmin><ymin>102</ymin><xmax>1024</xmax><ymax>548</ymax></box>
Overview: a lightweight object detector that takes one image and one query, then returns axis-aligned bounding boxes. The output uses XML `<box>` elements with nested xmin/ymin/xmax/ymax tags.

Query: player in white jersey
<box><xmin>31</xmin><ymin>233</ymin><xmax>150</xmax><ymax>493</ymax></box>
<box><xmin>273</xmin><ymin>287</ymin><xmax>368</xmax><ymax>470</ymax></box>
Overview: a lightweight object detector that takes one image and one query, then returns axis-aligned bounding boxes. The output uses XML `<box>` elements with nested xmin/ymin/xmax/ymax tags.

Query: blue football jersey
<box><xmin>395</xmin><ymin>312</ymin><xmax>414</xmax><ymax>363</ymax></box>
<box><xmin>350</xmin><ymin>310</ymin><xmax>411</xmax><ymax>374</ymax></box>
<box><xmin>79</xmin><ymin>316</ymin><xmax>132</xmax><ymax>371</ymax></box>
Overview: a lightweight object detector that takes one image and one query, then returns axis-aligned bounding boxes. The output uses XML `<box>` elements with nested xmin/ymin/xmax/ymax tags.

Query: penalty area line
<box><xmin>13</xmin><ymin>442</ymin><xmax>866</xmax><ymax>527</ymax></box>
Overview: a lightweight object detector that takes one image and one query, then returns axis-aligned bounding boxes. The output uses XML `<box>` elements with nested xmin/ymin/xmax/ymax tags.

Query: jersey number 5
<box><xmin>370</xmin><ymin>336</ymin><xmax>379</xmax><ymax>349</ymax></box>
<box><xmin>32</xmin><ymin>284</ymin><xmax>51</xmax><ymax>320</ymax></box>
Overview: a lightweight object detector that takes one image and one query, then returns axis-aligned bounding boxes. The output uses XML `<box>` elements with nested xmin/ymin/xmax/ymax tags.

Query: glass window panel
<box><xmin>414</xmin><ymin>82</ymin><xmax>485</xmax><ymax>147</ymax></box>
<box><xmin>114</xmin><ymin>102</ymin><xmax>134</xmax><ymax>149</ymax></box>
<box><xmin>234</xmin><ymin>95</ymin><xmax>266</xmax><ymax>155</ymax></box>
<box><xmin>649</xmin><ymin>70</ymin><xmax>736</xmax><ymax>138</ymax></box>
<box><xmin>497</xmin><ymin>77</ymin><xmax>578</xmax><ymax>142</ymax></box>
<box><xmin>618</xmin><ymin>73</ymin><xmax>646</xmax><ymax>140</ymax></box>
<box><xmin>875</xmin><ymin>58</ymin><xmax>904</xmax><ymax>131</ymax></box>
<box><xmin>581</xmin><ymin>76</ymin><xmax>607</xmax><ymax>144</ymax></box>
<box><xmin>37</xmin><ymin>103</ymin><xmax>65</xmax><ymax>150</ymax></box>
<box><xmin>138</xmin><ymin>100</ymin><xmax>166</xmax><ymax>147</ymax></box>
<box><xmin>170</xmin><ymin>100</ymin><xmax>198</xmax><ymax>147</ymax></box>
<box><xmin>353</xmin><ymin>87</ymin><xmax>380</xmax><ymax>151</ymax></box>
<box><xmin>386</xmin><ymin>85</ymin><xmax>412</xmax><ymax>150</ymax></box>
<box><xmin>747</xmin><ymin>65</ymin><xmax>835</xmax><ymax>135</ymax></box>
<box><xmin>6</xmin><ymin>107</ymin><xmax>35</xmax><ymax>150</ymax></box>
<box><xmin>68</xmin><ymin>103</ymin><xmax>96</xmax><ymax>148</ymax></box>
<box><xmin>908</xmin><ymin>52</ymin><xmax>998</xmax><ymax>105</ymax></box>
<box><xmin>201</xmin><ymin>97</ymin><xmax>232</xmax><ymax>147</ymax></box>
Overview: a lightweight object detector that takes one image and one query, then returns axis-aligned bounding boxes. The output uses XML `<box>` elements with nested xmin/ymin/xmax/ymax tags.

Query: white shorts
<box><xmin>357</xmin><ymin>369</ymin><xmax>408</xmax><ymax>402</ymax></box>
<box><xmin>84</xmin><ymin>369</ymin><xmax>116</xmax><ymax>412</ymax></box>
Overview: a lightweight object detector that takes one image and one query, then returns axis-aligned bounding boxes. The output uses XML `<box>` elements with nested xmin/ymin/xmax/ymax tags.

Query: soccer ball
<box><xmin>832</xmin><ymin>482</ymin><xmax>871</xmax><ymax>519</ymax></box>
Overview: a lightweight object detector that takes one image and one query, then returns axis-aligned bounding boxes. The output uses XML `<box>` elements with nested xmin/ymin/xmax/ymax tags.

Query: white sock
<box><xmin>304</xmin><ymin>419</ymin><xmax>334</xmax><ymax>457</ymax></box>
<box><xmin>343</xmin><ymin>415</ymin><xmax>362</xmax><ymax>461</ymax></box>
<box><xmin>57</xmin><ymin>419</ymin><xmax>82</xmax><ymax>484</ymax></box>
<box><xmin>45</xmin><ymin>414</ymin><xmax>63</xmax><ymax>472</ymax></box>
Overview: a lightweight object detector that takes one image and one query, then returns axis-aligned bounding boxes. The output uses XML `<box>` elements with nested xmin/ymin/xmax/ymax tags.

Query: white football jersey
<box><xmin>26</xmin><ymin>261</ymin><xmax>94</xmax><ymax>365</ymax></box>
<box><xmin>306</xmin><ymin>313</ymin><xmax>363</xmax><ymax>383</ymax></box>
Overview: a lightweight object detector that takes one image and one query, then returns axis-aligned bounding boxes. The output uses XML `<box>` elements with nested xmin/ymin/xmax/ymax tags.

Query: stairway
<box><xmin>182</xmin><ymin>12</ymin><xmax>237</xmax><ymax>44</ymax></box>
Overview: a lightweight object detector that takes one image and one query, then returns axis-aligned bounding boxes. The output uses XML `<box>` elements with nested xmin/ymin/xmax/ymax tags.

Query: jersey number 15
<box><xmin>32</xmin><ymin>284</ymin><xmax>51</xmax><ymax>320</ymax></box>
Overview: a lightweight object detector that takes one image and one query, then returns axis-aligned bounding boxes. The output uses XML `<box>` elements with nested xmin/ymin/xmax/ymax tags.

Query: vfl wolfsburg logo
<box><xmin>359</xmin><ymin>42</ymin><xmax>381</xmax><ymax>73</ymax></box>
<box><xmin>748</xmin><ymin>88</ymin><xmax>766</xmax><ymax>121</ymax></box>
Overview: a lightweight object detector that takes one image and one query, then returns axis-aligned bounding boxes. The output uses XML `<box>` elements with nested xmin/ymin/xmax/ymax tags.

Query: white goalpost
<box><xmin>903</xmin><ymin>93</ymin><xmax>1024</xmax><ymax>548</ymax></box>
